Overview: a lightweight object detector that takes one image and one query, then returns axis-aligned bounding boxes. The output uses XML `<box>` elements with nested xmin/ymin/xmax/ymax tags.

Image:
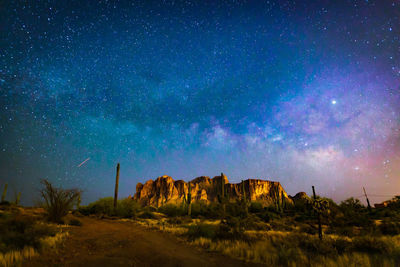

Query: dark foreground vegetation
<box><xmin>76</xmin><ymin>194</ymin><xmax>400</xmax><ymax>266</ymax></box>
<box><xmin>1</xmin><ymin>179</ymin><xmax>400</xmax><ymax>266</ymax></box>
<box><xmin>0</xmin><ymin>180</ymin><xmax>81</xmax><ymax>266</ymax></box>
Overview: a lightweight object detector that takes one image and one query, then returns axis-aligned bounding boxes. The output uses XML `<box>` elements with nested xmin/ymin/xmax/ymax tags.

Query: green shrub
<box><xmin>299</xmin><ymin>224</ymin><xmax>317</xmax><ymax>234</ymax></box>
<box><xmin>214</xmin><ymin>216</ymin><xmax>250</xmax><ymax>241</ymax></box>
<box><xmin>0</xmin><ymin>201</ymin><xmax>10</xmax><ymax>206</ymax></box>
<box><xmin>79</xmin><ymin>197</ymin><xmax>114</xmax><ymax>215</ymax></box>
<box><xmin>332</xmin><ymin>237</ymin><xmax>352</xmax><ymax>254</ymax></box>
<box><xmin>299</xmin><ymin>237</ymin><xmax>337</xmax><ymax>256</ymax></box>
<box><xmin>225</xmin><ymin>201</ymin><xmax>248</xmax><ymax>218</ymax></box>
<box><xmin>0</xmin><ymin>214</ymin><xmax>57</xmax><ymax>253</ymax></box>
<box><xmin>249</xmin><ymin>202</ymin><xmax>263</xmax><ymax>213</ymax></box>
<box><xmin>69</xmin><ymin>219</ymin><xmax>82</xmax><ymax>226</ymax></box>
<box><xmin>186</xmin><ymin>223</ymin><xmax>217</xmax><ymax>240</ymax></box>
<box><xmin>189</xmin><ymin>201</ymin><xmax>223</xmax><ymax>218</ymax></box>
<box><xmin>143</xmin><ymin>206</ymin><xmax>157</xmax><ymax>212</ymax></box>
<box><xmin>158</xmin><ymin>204</ymin><xmax>185</xmax><ymax>217</ymax></box>
<box><xmin>115</xmin><ymin>198</ymin><xmax>141</xmax><ymax>218</ymax></box>
<box><xmin>379</xmin><ymin>221</ymin><xmax>400</xmax><ymax>236</ymax></box>
<box><xmin>167</xmin><ymin>216</ymin><xmax>192</xmax><ymax>225</ymax></box>
<box><xmin>79</xmin><ymin>197</ymin><xmax>140</xmax><ymax>218</ymax></box>
<box><xmin>352</xmin><ymin>236</ymin><xmax>393</xmax><ymax>254</ymax></box>
<box><xmin>138</xmin><ymin>211</ymin><xmax>156</xmax><ymax>219</ymax></box>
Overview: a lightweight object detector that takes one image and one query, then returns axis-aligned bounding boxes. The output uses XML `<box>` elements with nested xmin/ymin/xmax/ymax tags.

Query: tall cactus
<box><xmin>16</xmin><ymin>192</ymin><xmax>21</xmax><ymax>205</ymax></box>
<box><xmin>187</xmin><ymin>182</ymin><xmax>192</xmax><ymax>216</ymax></box>
<box><xmin>1</xmin><ymin>183</ymin><xmax>7</xmax><ymax>202</ymax></box>
<box><xmin>221</xmin><ymin>172</ymin><xmax>225</xmax><ymax>198</ymax></box>
<box><xmin>275</xmin><ymin>189</ymin><xmax>281</xmax><ymax>212</ymax></box>
<box><xmin>242</xmin><ymin>180</ymin><xmax>248</xmax><ymax>215</ymax></box>
<box><xmin>77</xmin><ymin>193</ymin><xmax>81</xmax><ymax>209</ymax></box>
<box><xmin>182</xmin><ymin>191</ymin><xmax>187</xmax><ymax>211</ymax></box>
<box><xmin>242</xmin><ymin>180</ymin><xmax>246</xmax><ymax>202</ymax></box>
<box><xmin>114</xmin><ymin>163</ymin><xmax>120</xmax><ymax>210</ymax></box>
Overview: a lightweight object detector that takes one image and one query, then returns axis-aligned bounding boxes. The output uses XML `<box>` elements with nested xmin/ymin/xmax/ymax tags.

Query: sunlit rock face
<box><xmin>134</xmin><ymin>174</ymin><xmax>293</xmax><ymax>207</ymax></box>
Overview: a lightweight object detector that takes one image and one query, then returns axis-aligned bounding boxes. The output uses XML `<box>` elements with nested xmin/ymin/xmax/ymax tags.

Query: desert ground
<box><xmin>23</xmin><ymin>215</ymin><xmax>261</xmax><ymax>267</ymax></box>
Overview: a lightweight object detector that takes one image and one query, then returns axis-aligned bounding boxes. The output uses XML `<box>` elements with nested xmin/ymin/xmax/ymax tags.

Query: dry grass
<box><xmin>39</xmin><ymin>231</ymin><xmax>69</xmax><ymax>249</ymax></box>
<box><xmin>190</xmin><ymin>233</ymin><xmax>400</xmax><ymax>267</ymax></box>
<box><xmin>0</xmin><ymin>247</ymin><xmax>36</xmax><ymax>267</ymax></box>
<box><xmin>135</xmin><ymin>218</ymin><xmax>188</xmax><ymax>235</ymax></box>
<box><xmin>0</xmin><ymin>226</ymin><xmax>68</xmax><ymax>267</ymax></box>
<box><xmin>113</xmin><ymin>217</ymin><xmax>400</xmax><ymax>266</ymax></box>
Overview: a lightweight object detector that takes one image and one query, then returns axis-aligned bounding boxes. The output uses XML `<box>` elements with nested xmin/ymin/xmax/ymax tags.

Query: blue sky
<box><xmin>1</xmin><ymin>0</ymin><xmax>399</xmax><ymax>205</ymax></box>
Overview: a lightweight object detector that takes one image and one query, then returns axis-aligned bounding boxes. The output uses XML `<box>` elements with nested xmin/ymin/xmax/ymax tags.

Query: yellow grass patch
<box><xmin>0</xmin><ymin>247</ymin><xmax>36</xmax><ymax>267</ymax></box>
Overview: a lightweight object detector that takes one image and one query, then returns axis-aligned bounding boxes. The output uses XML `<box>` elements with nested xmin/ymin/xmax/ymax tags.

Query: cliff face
<box><xmin>134</xmin><ymin>174</ymin><xmax>292</xmax><ymax>207</ymax></box>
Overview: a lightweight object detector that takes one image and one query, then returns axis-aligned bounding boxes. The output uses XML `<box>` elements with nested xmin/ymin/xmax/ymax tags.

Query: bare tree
<box><xmin>40</xmin><ymin>179</ymin><xmax>81</xmax><ymax>223</ymax></box>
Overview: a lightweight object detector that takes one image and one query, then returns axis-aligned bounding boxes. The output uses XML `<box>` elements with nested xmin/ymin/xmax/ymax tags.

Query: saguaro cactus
<box><xmin>281</xmin><ymin>192</ymin><xmax>285</xmax><ymax>211</ymax></box>
<box><xmin>312</xmin><ymin>186</ymin><xmax>325</xmax><ymax>240</ymax></box>
<box><xmin>77</xmin><ymin>194</ymin><xmax>81</xmax><ymax>209</ymax></box>
<box><xmin>114</xmin><ymin>163</ymin><xmax>120</xmax><ymax>210</ymax></box>
<box><xmin>1</xmin><ymin>183</ymin><xmax>7</xmax><ymax>202</ymax></box>
<box><xmin>187</xmin><ymin>183</ymin><xmax>192</xmax><ymax>216</ymax></box>
<box><xmin>241</xmin><ymin>180</ymin><xmax>246</xmax><ymax>203</ymax></box>
<box><xmin>16</xmin><ymin>192</ymin><xmax>21</xmax><ymax>205</ymax></box>
<box><xmin>241</xmin><ymin>180</ymin><xmax>248</xmax><ymax>215</ymax></box>
<box><xmin>221</xmin><ymin>172</ymin><xmax>225</xmax><ymax>198</ymax></box>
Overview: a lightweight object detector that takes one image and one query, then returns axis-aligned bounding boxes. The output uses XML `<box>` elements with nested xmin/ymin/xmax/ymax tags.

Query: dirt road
<box><xmin>24</xmin><ymin>216</ymin><xmax>261</xmax><ymax>267</ymax></box>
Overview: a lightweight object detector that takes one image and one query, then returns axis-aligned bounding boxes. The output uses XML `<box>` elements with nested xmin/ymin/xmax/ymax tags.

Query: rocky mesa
<box><xmin>134</xmin><ymin>173</ymin><xmax>293</xmax><ymax>207</ymax></box>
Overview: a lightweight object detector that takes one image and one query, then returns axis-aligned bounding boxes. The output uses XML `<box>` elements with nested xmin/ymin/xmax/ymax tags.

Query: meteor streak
<box><xmin>77</xmin><ymin>157</ymin><xmax>90</xmax><ymax>167</ymax></box>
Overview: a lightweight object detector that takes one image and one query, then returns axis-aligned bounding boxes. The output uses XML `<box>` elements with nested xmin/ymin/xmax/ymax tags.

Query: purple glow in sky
<box><xmin>0</xmin><ymin>1</ymin><xmax>399</xmax><ymax>205</ymax></box>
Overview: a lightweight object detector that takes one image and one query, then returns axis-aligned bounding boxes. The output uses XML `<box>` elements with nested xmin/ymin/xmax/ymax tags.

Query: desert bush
<box><xmin>190</xmin><ymin>201</ymin><xmax>223</xmax><ymax>219</ymax></box>
<box><xmin>79</xmin><ymin>197</ymin><xmax>140</xmax><ymax>218</ymax></box>
<box><xmin>339</xmin><ymin>198</ymin><xmax>364</xmax><ymax>214</ymax></box>
<box><xmin>0</xmin><ymin>201</ymin><xmax>10</xmax><ymax>206</ymax></box>
<box><xmin>225</xmin><ymin>201</ymin><xmax>248</xmax><ymax>218</ymax></box>
<box><xmin>352</xmin><ymin>236</ymin><xmax>394</xmax><ymax>254</ymax></box>
<box><xmin>299</xmin><ymin>236</ymin><xmax>337</xmax><ymax>256</ymax></box>
<box><xmin>79</xmin><ymin>197</ymin><xmax>113</xmax><ymax>215</ymax></box>
<box><xmin>143</xmin><ymin>206</ymin><xmax>157</xmax><ymax>212</ymax></box>
<box><xmin>186</xmin><ymin>223</ymin><xmax>217</xmax><ymax>240</ymax></box>
<box><xmin>269</xmin><ymin>220</ymin><xmax>293</xmax><ymax>232</ymax></box>
<box><xmin>40</xmin><ymin>179</ymin><xmax>81</xmax><ymax>223</ymax></box>
<box><xmin>299</xmin><ymin>224</ymin><xmax>318</xmax><ymax>234</ymax></box>
<box><xmin>167</xmin><ymin>216</ymin><xmax>192</xmax><ymax>225</ymax></box>
<box><xmin>249</xmin><ymin>202</ymin><xmax>263</xmax><ymax>213</ymax></box>
<box><xmin>0</xmin><ymin>214</ymin><xmax>57</xmax><ymax>253</ymax></box>
<box><xmin>115</xmin><ymin>198</ymin><xmax>141</xmax><ymax>218</ymax></box>
<box><xmin>138</xmin><ymin>210</ymin><xmax>156</xmax><ymax>219</ymax></box>
<box><xmin>332</xmin><ymin>237</ymin><xmax>352</xmax><ymax>254</ymax></box>
<box><xmin>158</xmin><ymin>204</ymin><xmax>185</xmax><ymax>217</ymax></box>
<box><xmin>294</xmin><ymin>213</ymin><xmax>314</xmax><ymax>223</ymax></box>
<box><xmin>69</xmin><ymin>219</ymin><xmax>82</xmax><ymax>226</ymax></box>
<box><xmin>214</xmin><ymin>216</ymin><xmax>251</xmax><ymax>241</ymax></box>
<box><xmin>257</xmin><ymin>210</ymin><xmax>274</xmax><ymax>222</ymax></box>
<box><xmin>379</xmin><ymin>221</ymin><xmax>400</xmax><ymax>236</ymax></box>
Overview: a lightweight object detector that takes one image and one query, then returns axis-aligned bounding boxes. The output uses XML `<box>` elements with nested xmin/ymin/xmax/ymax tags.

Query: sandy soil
<box><xmin>24</xmin><ymin>216</ymin><xmax>262</xmax><ymax>267</ymax></box>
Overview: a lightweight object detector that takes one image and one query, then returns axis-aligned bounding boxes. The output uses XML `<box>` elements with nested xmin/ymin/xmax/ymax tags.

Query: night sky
<box><xmin>1</xmin><ymin>0</ymin><xmax>399</xmax><ymax>205</ymax></box>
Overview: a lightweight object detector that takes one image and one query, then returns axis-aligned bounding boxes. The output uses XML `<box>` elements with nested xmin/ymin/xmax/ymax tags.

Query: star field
<box><xmin>0</xmin><ymin>0</ymin><xmax>399</xmax><ymax>205</ymax></box>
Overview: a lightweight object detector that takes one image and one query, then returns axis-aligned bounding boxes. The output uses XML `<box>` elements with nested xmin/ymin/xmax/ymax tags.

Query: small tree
<box><xmin>40</xmin><ymin>179</ymin><xmax>81</xmax><ymax>223</ymax></box>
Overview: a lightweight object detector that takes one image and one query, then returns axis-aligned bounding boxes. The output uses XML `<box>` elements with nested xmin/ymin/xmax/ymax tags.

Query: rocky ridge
<box><xmin>134</xmin><ymin>173</ymin><xmax>293</xmax><ymax>207</ymax></box>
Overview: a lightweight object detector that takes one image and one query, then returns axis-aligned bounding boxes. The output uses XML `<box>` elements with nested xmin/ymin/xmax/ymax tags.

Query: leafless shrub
<box><xmin>40</xmin><ymin>179</ymin><xmax>81</xmax><ymax>223</ymax></box>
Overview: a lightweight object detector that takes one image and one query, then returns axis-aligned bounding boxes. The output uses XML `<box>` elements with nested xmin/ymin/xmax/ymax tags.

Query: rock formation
<box><xmin>289</xmin><ymin>192</ymin><xmax>310</xmax><ymax>203</ymax></box>
<box><xmin>134</xmin><ymin>174</ymin><xmax>293</xmax><ymax>207</ymax></box>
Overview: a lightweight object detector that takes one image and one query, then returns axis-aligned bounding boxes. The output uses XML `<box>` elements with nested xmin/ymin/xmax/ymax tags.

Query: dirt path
<box><xmin>24</xmin><ymin>216</ymin><xmax>262</xmax><ymax>267</ymax></box>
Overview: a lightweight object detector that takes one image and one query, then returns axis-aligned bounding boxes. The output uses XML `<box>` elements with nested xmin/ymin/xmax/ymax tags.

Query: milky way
<box><xmin>1</xmin><ymin>1</ymin><xmax>399</xmax><ymax>205</ymax></box>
